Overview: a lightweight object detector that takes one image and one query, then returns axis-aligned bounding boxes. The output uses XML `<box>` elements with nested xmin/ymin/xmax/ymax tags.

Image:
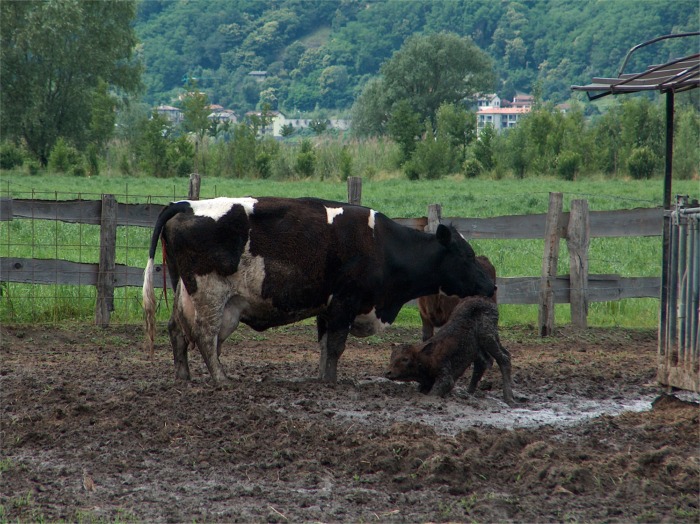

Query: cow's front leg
<box><xmin>168</xmin><ymin>317</ymin><xmax>191</xmax><ymax>381</ymax></box>
<box><xmin>317</xmin><ymin>314</ymin><xmax>350</xmax><ymax>383</ymax></box>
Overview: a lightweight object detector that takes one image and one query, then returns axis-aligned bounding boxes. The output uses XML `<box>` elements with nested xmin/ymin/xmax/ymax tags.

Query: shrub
<box><xmin>25</xmin><ymin>159</ymin><xmax>41</xmax><ymax>175</ymax></box>
<box><xmin>403</xmin><ymin>162</ymin><xmax>420</xmax><ymax>180</ymax></box>
<box><xmin>627</xmin><ymin>146</ymin><xmax>657</xmax><ymax>179</ymax></box>
<box><xmin>48</xmin><ymin>138</ymin><xmax>81</xmax><ymax>173</ymax></box>
<box><xmin>70</xmin><ymin>163</ymin><xmax>87</xmax><ymax>177</ymax></box>
<box><xmin>557</xmin><ymin>151</ymin><xmax>581</xmax><ymax>180</ymax></box>
<box><xmin>255</xmin><ymin>152</ymin><xmax>272</xmax><ymax>179</ymax></box>
<box><xmin>272</xmin><ymin>153</ymin><xmax>295</xmax><ymax>179</ymax></box>
<box><xmin>463</xmin><ymin>157</ymin><xmax>483</xmax><ymax>178</ymax></box>
<box><xmin>167</xmin><ymin>136</ymin><xmax>195</xmax><ymax>177</ymax></box>
<box><xmin>405</xmin><ymin>139</ymin><xmax>451</xmax><ymax>180</ymax></box>
<box><xmin>295</xmin><ymin>139</ymin><xmax>315</xmax><ymax>178</ymax></box>
<box><xmin>0</xmin><ymin>142</ymin><xmax>24</xmax><ymax>169</ymax></box>
<box><xmin>339</xmin><ymin>146</ymin><xmax>353</xmax><ymax>181</ymax></box>
<box><xmin>85</xmin><ymin>143</ymin><xmax>100</xmax><ymax>177</ymax></box>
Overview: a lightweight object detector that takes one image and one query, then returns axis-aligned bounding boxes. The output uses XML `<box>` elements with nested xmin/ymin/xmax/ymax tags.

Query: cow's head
<box><xmin>435</xmin><ymin>224</ymin><xmax>496</xmax><ymax>299</ymax></box>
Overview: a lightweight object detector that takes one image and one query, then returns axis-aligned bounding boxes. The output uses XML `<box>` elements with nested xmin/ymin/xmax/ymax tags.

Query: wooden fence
<box><xmin>0</xmin><ymin>176</ymin><xmax>664</xmax><ymax>334</ymax></box>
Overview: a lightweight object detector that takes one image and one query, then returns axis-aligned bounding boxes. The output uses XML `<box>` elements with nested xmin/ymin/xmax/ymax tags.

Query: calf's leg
<box><xmin>482</xmin><ymin>335</ymin><xmax>514</xmax><ymax>405</ymax></box>
<box><xmin>421</xmin><ymin>317</ymin><xmax>434</xmax><ymax>342</ymax></box>
<box><xmin>429</xmin><ymin>372</ymin><xmax>455</xmax><ymax>397</ymax></box>
<box><xmin>467</xmin><ymin>356</ymin><xmax>490</xmax><ymax>394</ymax></box>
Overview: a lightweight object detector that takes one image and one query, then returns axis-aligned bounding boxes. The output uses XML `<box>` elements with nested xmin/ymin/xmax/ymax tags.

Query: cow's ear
<box><xmin>436</xmin><ymin>224</ymin><xmax>451</xmax><ymax>246</ymax></box>
<box><xmin>421</xmin><ymin>341</ymin><xmax>435</xmax><ymax>356</ymax></box>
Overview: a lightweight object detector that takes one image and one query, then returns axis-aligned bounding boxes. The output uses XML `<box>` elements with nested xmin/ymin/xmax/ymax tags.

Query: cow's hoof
<box><xmin>175</xmin><ymin>371</ymin><xmax>191</xmax><ymax>382</ymax></box>
<box><xmin>212</xmin><ymin>377</ymin><xmax>234</xmax><ymax>389</ymax></box>
<box><xmin>513</xmin><ymin>391</ymin><xmax>529</xmax><ymax>403</ymax></box>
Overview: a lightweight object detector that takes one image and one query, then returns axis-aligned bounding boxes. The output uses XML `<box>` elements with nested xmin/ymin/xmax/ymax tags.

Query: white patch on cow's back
<box><xmin>325</xmin><ymin>206</ymin><xmax>344</xmax><ymax>224</ymax></box>
<box><xmin>183</xmin><ymin>197</ymin><xmax>258</xmax><ymax>221</ymax></box>
<box><xmin>368</xmin><ymin>209</ymin><xmax>377</xmax><ymax>229</ymax></box>
<box><xmin>350</xmin><ymin>308</ymin><xmax>390</xmax><ymax>337</ymax></box>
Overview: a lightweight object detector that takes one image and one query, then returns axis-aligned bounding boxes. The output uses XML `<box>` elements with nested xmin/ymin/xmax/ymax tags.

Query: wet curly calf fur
<box><xmin>386</xmin><ymin>296</ymin><xmax>514</xmax><ymax>405</ymax></box>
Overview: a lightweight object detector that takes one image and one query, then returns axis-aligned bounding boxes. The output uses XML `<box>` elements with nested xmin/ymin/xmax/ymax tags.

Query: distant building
<box><xmin>155</xmin><ymin>105</ymin><xmax>183</xmax><ymax>124</ymax></box>
<box><xmin>248</xmin><ymin>71</ymin><xmax>268</xmax><ymax>82</ymax></box>
<box><xmin>476</xmin><ymin>93</ymin><xmax>533</xmax><ymax>135</ymax></box>
<box><xmin>245</xmin><ymin>110</ymin><xmax>284</xmax><ymax>136</ymax></box>
<box><xmin>475</xmin><ymin>93</ymin><xmax>501</xmax><ymax>109</ymax></box>
<box><xmin>476</xmin><ymin>107</ymin><xmax>530</xmax><ymax>135</ymax></box>
<box><xmin>208</xmin><ymin>108</ymin><xmax>237</xmax><ymax>124</ymax></box>
<box><xmin>509</xmin><ymin>94</ymin><xmax>534</xmax><ymax>109</ymax></box>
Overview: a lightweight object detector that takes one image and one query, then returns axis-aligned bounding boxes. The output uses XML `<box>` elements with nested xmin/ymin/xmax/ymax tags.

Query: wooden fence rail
<box><xmin>0</xmin><ymin>177</ymin><xmax>665</xmax><ymax>332</ymax></box>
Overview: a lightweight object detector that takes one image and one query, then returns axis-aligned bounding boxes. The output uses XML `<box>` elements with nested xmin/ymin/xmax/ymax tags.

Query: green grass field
<box><xmin>1</xmin><ymin>171</ymin><xmax>698</xmax><ymax>328</ymax></box>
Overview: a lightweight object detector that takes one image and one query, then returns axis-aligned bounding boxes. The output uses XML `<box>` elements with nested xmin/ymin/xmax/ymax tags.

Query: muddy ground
<box><xmin>1</xmin><ymin>321</ymin><xmax>698</xmax><ymax>523</ymax></box>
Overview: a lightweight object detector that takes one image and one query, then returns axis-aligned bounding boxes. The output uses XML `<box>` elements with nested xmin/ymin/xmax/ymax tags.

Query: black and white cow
<box><xmin>143</xmin><ymin>196</ymin><xmax>495</xmax><ymax>386</ymax></box>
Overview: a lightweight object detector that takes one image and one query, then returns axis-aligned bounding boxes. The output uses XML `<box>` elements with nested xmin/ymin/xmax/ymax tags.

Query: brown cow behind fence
<box><xmin>418</xmin><ymin>255</ymin><xmax>497</xmax><ymax>341</ymax></box>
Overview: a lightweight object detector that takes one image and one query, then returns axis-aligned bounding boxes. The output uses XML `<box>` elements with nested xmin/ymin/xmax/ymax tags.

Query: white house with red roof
<box><xmin>476</xmin><ymin>93</ymin><xmax>532</xmax><ymax>135</ymax></box>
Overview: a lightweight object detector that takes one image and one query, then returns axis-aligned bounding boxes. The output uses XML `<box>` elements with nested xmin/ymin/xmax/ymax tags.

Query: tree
<box><xmin>0</xmin><ymin>0</ymin><xmax>142</xmax><ymax>164</ymax></box>
<box><xmin>473</xmin><ymin>125</ymin><xmax>496</xmax><ymax>173</ymax></box>
<box><xmin>387</xmin><ymin>100</ymin><xmax>421</xmax><ymax>164</ymax></box>
<box><xmin>181</xmin><ymin>80</ymin><xmax>211</xmax><ymax>172</ymax></box>
<box><xmin>139</xmin><ymin>111</ymin><xmax>172</xmax><ymax>178</ymax></box>
<box><xmin>381</xmin><ymin>32</ymin><xmax>495</xmax><ymax>127</ymax></box>
<box><xmin>351</xmin><ymin>78</ymin><xmax>389</xmax><ymax>137</ymax></box>
<box><xmin>309</xmin><ymin>119</ymin><xmax>329</xmax><ymax>136</ymax></box>
<box><xmin>436</xmin><ymin>102</ymin><xmax>476</xmax><ymax>168</ymax></box>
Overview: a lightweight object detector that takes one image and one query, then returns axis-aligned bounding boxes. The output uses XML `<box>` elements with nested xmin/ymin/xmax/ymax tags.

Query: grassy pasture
<box><xmin>1</xmin><ymin>171</ymin><xmax>698</xmax><ymax>327</ymax></box>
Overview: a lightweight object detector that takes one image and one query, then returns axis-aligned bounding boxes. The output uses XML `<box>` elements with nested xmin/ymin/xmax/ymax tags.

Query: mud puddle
<box><xmin>291</xmin><ymin>378</ymin><xmax>657</xmax><ymax>434</ymax></box>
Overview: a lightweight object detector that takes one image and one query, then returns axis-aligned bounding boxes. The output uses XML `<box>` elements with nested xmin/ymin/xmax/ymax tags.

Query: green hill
<box><xmin>135</xmin><ymin>0</ymin><xmax>699</xmax><ymax>114</ymax></box>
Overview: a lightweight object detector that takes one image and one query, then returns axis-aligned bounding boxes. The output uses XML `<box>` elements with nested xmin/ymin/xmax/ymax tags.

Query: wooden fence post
<box><xmin>95</xmin><ymin>194</ymin><xmax>117</xmax><ymax>328</ymax></box>
<box><xmin>538</xmin><ymin>192</ymin><xmax>563</xmax><ymax>337</ymax></box>
<box><xmin>567</xmin><ymin>199</ymin><xmax>590</xmax><ymax>329</ymax></box>
<box><xmin>426</xmin><ymin>203</ymin><xmax>442</xmax><ymax>233</ymax></box>
<box><xmin>347</xmin><ymin>176</ymin><xmax>362</xmax><ymax>205</ymax></box>
<box><xmin>188</xmin><ymin>173</ymin><xmax>201</xmax><ymax>200</ymax></box>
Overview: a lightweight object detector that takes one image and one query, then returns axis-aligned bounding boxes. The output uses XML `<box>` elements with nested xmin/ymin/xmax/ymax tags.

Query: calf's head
<box><xmin>385</xmin><ymin>344</ymin><xmax>422</xmax><ymax>381</ymax></box>
<box><xmin>435</xmin><ymin>224</ymin><xmax>495</xmax><ymax>299</ymax></box>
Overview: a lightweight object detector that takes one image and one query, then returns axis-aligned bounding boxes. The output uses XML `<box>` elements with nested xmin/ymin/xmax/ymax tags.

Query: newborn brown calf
<box><xmin>418</xmin><ymin>255</ymin><xmax>497</xmax><ymax>341</ymax></box>
<box><xmin>386</xmin><ymin>296</ymin><xmax>514</xmax><ymax>405</ymax></box>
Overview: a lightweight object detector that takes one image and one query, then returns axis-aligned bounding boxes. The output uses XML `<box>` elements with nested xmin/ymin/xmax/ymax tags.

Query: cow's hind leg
<box><xmin>189</xmin><ymin>278</ymin><xmax>233</xmax><ymax>387</ymax></box>
<box><xmin>195</xmin><ymin>331</ymin><xmax>232</xmax><ymax>387</ymax></box>
<box><xmin>168</xmin><ymin>316</ymin><xmax>191</xmax><ymax>381</ymax></box>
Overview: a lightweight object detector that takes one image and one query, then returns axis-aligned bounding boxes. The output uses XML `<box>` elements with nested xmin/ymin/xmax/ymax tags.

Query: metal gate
<box><xmin>659</xmin><ymin>195</ymin><xmax>700</xmax><ymax>392</ymax></box>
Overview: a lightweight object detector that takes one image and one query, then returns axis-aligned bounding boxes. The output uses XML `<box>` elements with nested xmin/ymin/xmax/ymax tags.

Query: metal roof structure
<box><xmin>572</xmin><ymin>33</ymin><xmax>700</xmax><ymax>100</ymax></box>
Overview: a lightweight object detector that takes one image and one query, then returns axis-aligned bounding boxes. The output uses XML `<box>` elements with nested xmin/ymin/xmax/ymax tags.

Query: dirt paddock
<box><xmin>1</xmin><ymin>322</ymin><xmax>698</xmax><ymax>523</ymax></box>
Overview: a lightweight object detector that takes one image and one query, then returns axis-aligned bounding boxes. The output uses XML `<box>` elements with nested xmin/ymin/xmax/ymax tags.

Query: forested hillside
<box><xmin>135</xmin><ymin>0</ymin><xmax>698</xmax><ymax>113</ymax></box>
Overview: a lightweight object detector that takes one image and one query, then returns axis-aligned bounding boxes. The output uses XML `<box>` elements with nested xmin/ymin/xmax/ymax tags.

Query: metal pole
<box><xmin>658</xmin><ymin>90</ymin><xmax>675</xmax><ymax>361</ymax></box>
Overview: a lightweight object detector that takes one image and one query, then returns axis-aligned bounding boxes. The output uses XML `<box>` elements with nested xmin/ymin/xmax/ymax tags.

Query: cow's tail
<box><xmin>143</xmin><ymin>201</ymin><xmax>191</xmax><ymax>357</ymax></box>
